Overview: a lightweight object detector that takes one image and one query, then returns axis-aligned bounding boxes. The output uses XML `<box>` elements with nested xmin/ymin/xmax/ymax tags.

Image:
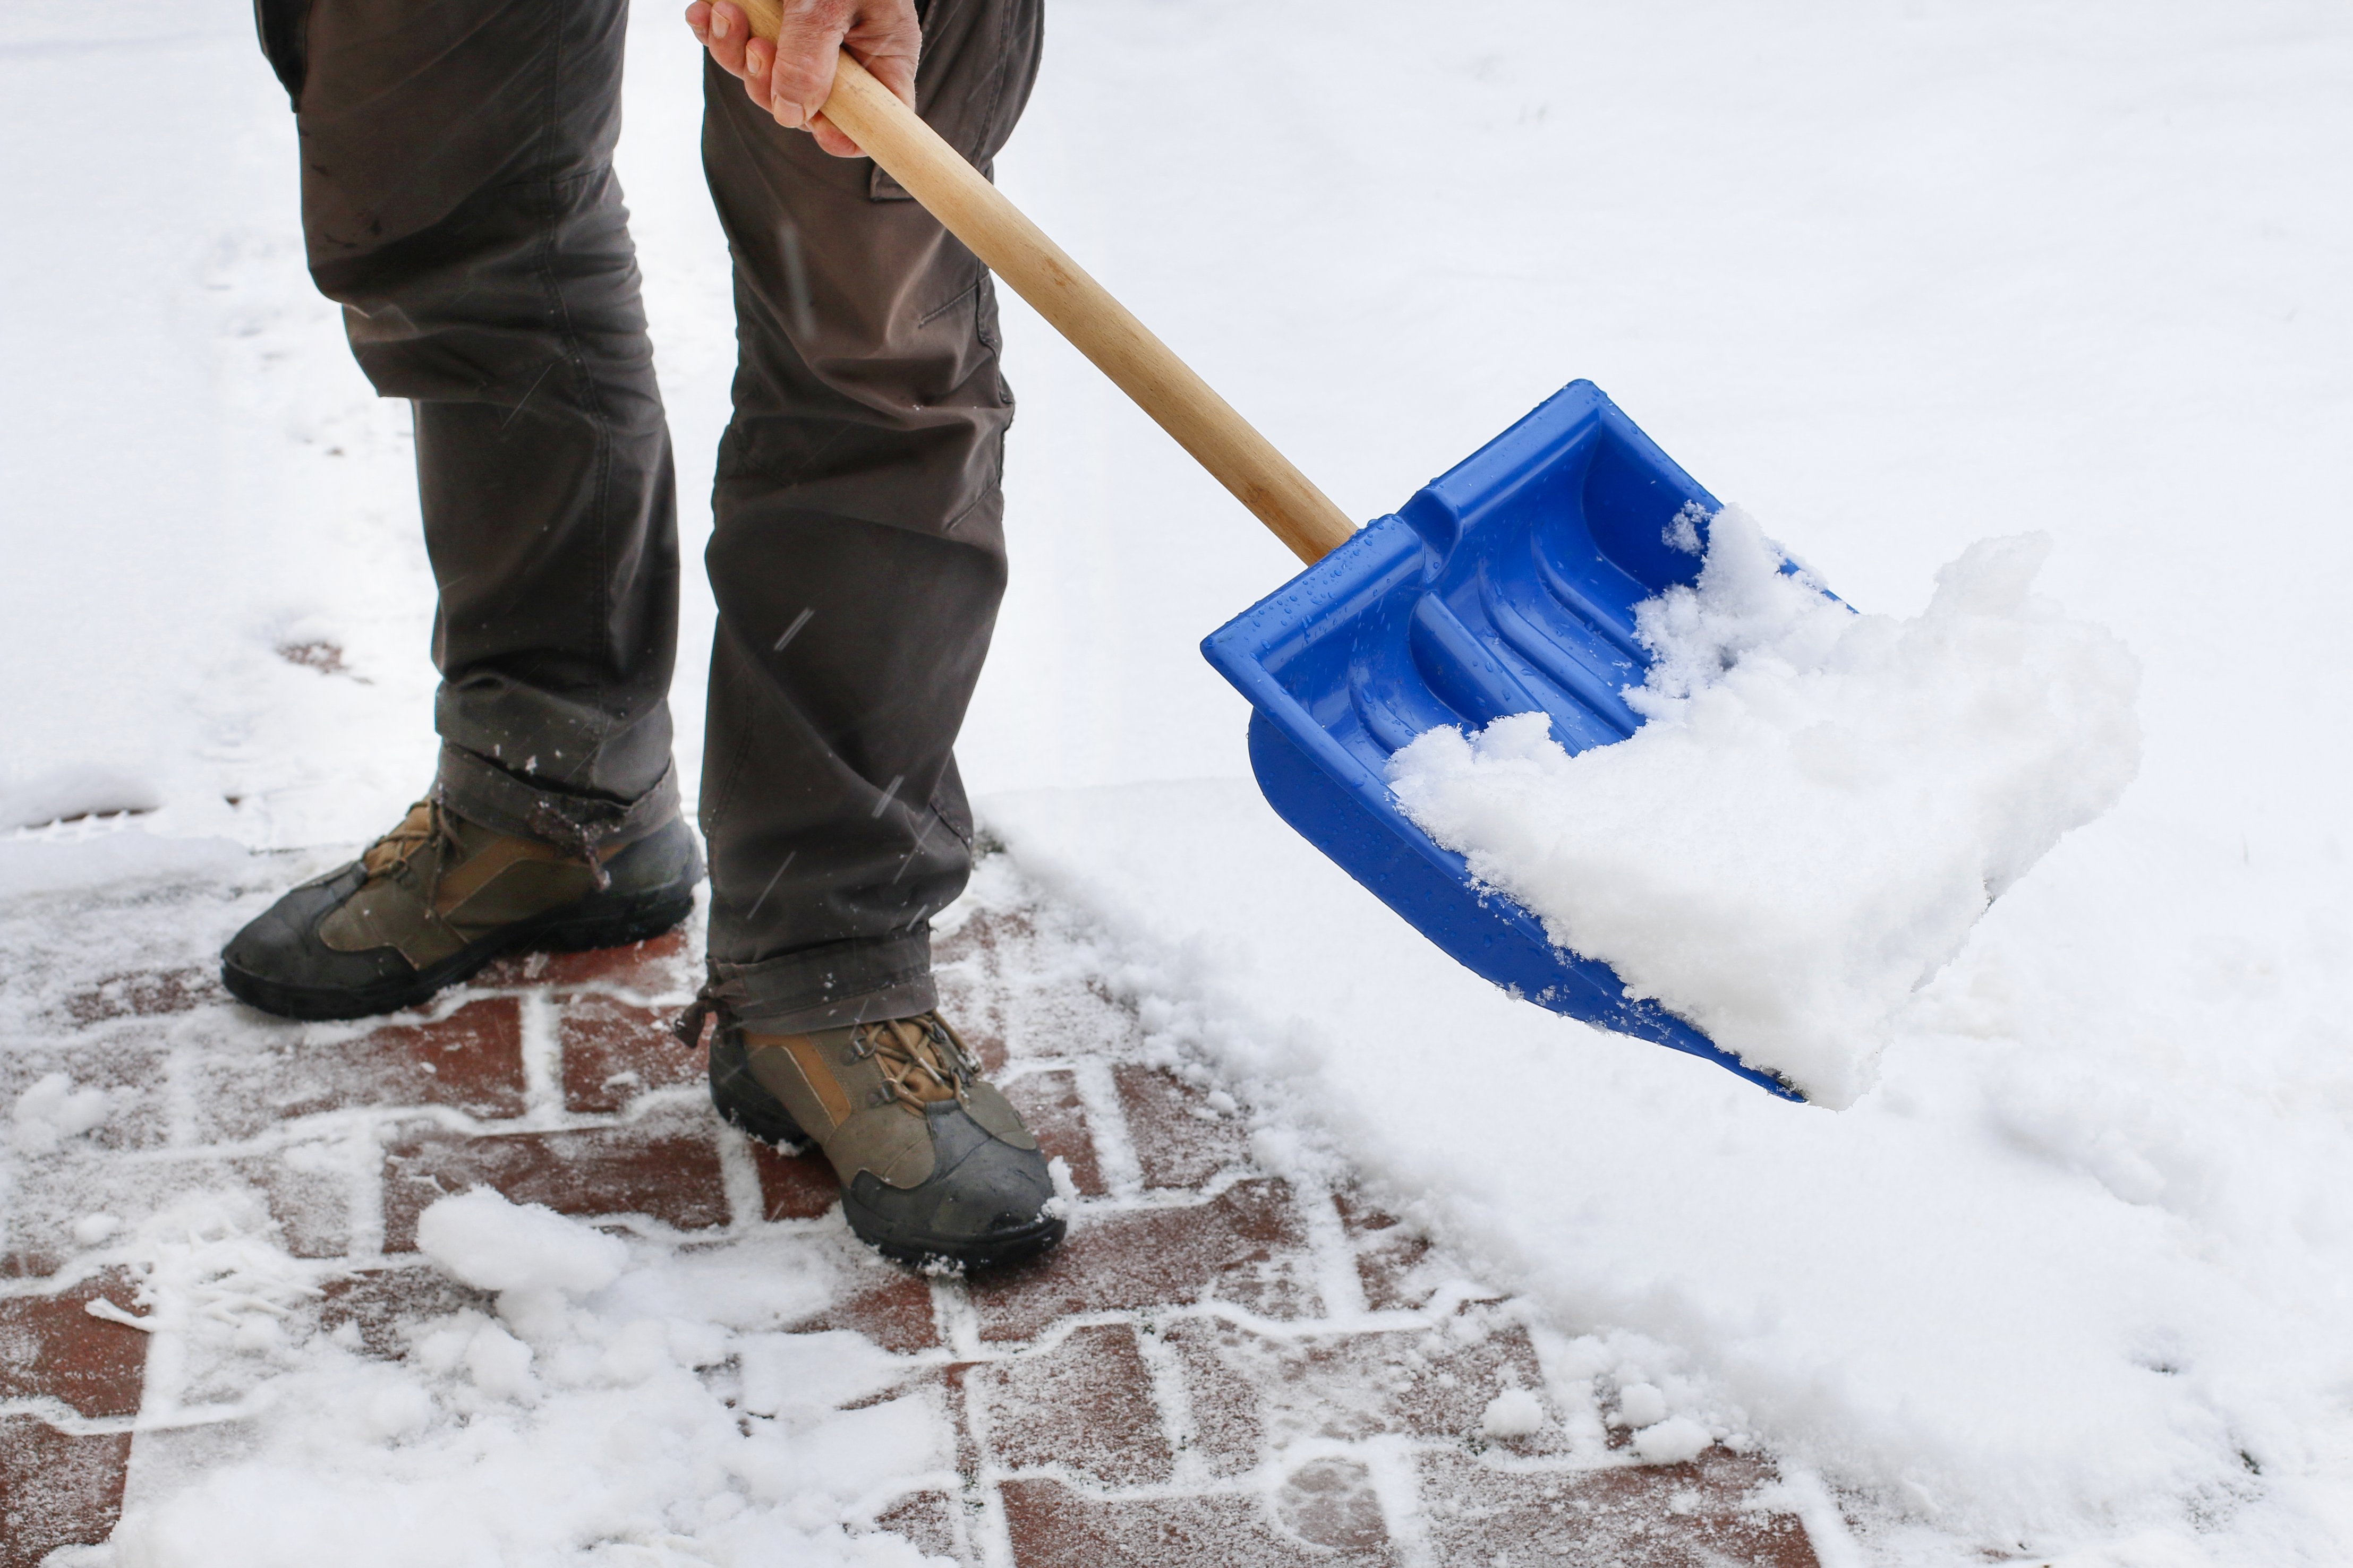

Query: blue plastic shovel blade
<box><xmin>1200</xmin><ymin>381</ymin><xmax>1805</xmax><ymax>1102</ymax></box>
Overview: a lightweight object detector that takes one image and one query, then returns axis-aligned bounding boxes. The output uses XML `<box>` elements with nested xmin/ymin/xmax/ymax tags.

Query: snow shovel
<box><xmin>805</xmin><ymin>47</ymin><xmax>1803</xmax><ymax>1102</ymax></box>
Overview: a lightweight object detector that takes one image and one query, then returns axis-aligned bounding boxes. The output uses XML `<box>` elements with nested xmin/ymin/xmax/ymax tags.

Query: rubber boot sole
<box><xmin>706</xmin><ymin>1030</ymin><xmax>1065</xmax><ymax>1272</ymax></box>
<box><xmin>220</xmin><ymin>886</ymin><xmax>695</xmax><ymax>1023</ymax></box>
<box><xmin>840</xmin><ymin>1189</ymin><xmax>1065</xmax><ymax>1274</ymax></box>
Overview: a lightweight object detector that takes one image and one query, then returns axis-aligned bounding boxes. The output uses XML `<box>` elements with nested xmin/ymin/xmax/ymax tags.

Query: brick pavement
<box><xmin>0</xmin><ymin>872</ymin><xmax>1826</xmax><ymax>1566</ymax></box>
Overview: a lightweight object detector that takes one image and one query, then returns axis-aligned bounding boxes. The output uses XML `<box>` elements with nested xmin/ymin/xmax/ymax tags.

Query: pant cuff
<box><xmin>704</xmin><ymin>931</ymin><xmax>937</xmax><ymax>1034</ymax></box>
<box><xmin>433</xmin><ymin>743</ymin><xmax>681</xmax><ymax>860</ymax></box>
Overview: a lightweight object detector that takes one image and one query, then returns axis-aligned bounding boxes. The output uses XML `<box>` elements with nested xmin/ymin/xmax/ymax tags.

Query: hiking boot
<box><xmin>705</xmin><ymin>1008</ymin><xmax>1064</xmax><ymax>1271</ymax></box>
<box><xmin>221</xmin><ymin>801</ymin><xmax>702</xmax><ymax>1022</ymax></box>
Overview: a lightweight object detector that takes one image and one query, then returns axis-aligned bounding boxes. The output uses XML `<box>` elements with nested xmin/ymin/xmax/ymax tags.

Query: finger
<box><xmin>683</xmin><ymin>1</ymin><xmax>711</xmax><ymax>44</ymax></box>
<box><xmin>808</xmin><ymin>116</ymin><xmax>863</xmax><ymax>158</ymax></box>
<box><xmin>705</xmin><ymin>1</ymin><xmax>752</xmax><ymax>78</ymax></box>
<box><xmin>742</xmin><ymin>37</ymin><xmax>777</xmax><ymax>109</ymax></box>
<box><xmin>764</xmin><ymin>15</ymin><xmax>842</xmax><ymax>132</ymax></box>
<box><xmin>841</xmin><ymin>0</ymin><xmax>922</xmax><ymax>109</ymax></box>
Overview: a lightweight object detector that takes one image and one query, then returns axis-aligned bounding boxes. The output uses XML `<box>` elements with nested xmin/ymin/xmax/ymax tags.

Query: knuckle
<box><xmin>770</xmin><ymin>62</ymin><xmax>830</xmax><ymax>102</ymax></box>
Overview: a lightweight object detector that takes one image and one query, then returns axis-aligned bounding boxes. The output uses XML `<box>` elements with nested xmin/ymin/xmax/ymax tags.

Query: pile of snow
<box><xmin>106</xmin><ymin>1189</ymin><xmax>953</xmax><ymax>1568</ymax></box>
<box><xmin>1388</xmin><ymin>509</ymin><xmax>2139</xmax><ymax>1106</ymax></box>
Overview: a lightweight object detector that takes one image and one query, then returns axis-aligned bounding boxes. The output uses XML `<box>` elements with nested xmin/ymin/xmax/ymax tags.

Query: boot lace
<box><xmin>357</xmin><ymin>801</ymin><xmax>457</xmax><ymax>889</ymax></box>
<box><xmin>851</xmin><ymin>1013</ymin><xmax>982</xmax><ymax>1112</ymax></box>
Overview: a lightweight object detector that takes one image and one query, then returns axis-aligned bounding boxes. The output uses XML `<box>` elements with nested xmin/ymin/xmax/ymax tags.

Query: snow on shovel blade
<box><xmin>1200</xmin><ymin>381</ymin><xmax>1806</xmax><ymax>1103</ymax></box>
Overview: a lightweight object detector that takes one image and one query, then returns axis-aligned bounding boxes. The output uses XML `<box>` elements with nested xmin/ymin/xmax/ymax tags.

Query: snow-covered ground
<box><xmin>4</xmin><ymin>0</ymin><xmax>2350</xmax><ymax>1563</ymax></box>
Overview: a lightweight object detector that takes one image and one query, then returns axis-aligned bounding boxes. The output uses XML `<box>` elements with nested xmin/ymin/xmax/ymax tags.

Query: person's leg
<box><xmin>689</xmin><ymin>0</ymin><xmax>1060</xmax><ymax>1267</ymax></box>
<box><xmin>694</xmin><ymin>0</ymin><xmax>1042</xmax><ymax>1030</ymax></box>
<box><xmin>295</xmin><ymin>0</ymin><xmax>684</xmax><ymax>841</ymax></box>
<box><xmin>224</xmin><ymin>0</ymin><xmax>700</xmax><ymax>1021</ymax></box>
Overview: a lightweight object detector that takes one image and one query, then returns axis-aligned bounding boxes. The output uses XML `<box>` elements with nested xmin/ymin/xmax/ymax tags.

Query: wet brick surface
<box><xmin>559</xmin><ymin>994</ymin><xmax>702</xmax><ymax>1113</ymax></box>
<box><xmin>380</xmin><ymin>1119</ymin><xmax>730</xmax><ymax>1250</ymax></box>
<box><xmin>0</xmin><ymin>891</ymin><xmax>1824</xmax><ymax>1565</ymax></box>
<box><xmin>0</xmin><ymin>1417</ymin><xmax>134</xmax><ymax>1568</ymax></box>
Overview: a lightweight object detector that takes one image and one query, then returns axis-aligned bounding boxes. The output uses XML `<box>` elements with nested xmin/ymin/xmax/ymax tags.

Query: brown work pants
<box><xmin>257</xmin><ymin>0</ymin><xmax>1042</xmax><ymax>1029</ymax></box>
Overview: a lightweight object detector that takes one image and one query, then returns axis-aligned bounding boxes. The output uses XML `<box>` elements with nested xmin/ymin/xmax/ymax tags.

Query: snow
<box><xmin>1614</xmin><ymin>1383</ymin><xmax>1670</xmax><ymax>1431</ymax></box>
<box><xmin>97</xmin><ymin>1195</ymin><xmax>949</xmax><ymax>1568</ymax></box>
<box><xmin>6</xmin><ymin>0</ymin><xmax>2352</xmax><ymax>1563</ymax></box>
<box><xmin>1479</xmin><ymin>1387</ymin><xmax>1546</xmax><ymax>1440</ymax></box>
<box><xmin>12</xmin><ymin>1071</ymin><xmax>112</xmax><ymax>1154</ymax></box>
<box><xmin>413</xmin><ymin>1189</ymin><xmax>629</xmax><ymax>1297</ymax></box>
<box><xmin>1634</xmin><ymin>1417</ymin><xmax>1715</xmax><ymax>1467</ymax></box>
<box><xmin>1387</xmin><ymin>511</ymin><xmax>2141</xmax><ymax>1107</ymax></box>
<box><xmin>75</xmin><ymin>1213</ymin><xmax>126</xmax><ymax>1246</ymax></box>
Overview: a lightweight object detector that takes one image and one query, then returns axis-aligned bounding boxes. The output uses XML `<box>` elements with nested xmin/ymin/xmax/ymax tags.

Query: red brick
<box><xmin>1316</xmin><ymin>1324</ymin><xmax>1553</xmax><ymax>1447</ymax></box>
<box><xmin>0</xmin><ymin>1417</ymin><xmax>133</xmax><ymax>1568</ymax></box>
<box><xmin>1332</xmin><ymin>1190</ymin><xmax>1397</xmax><ymax>1237</ymax></box>
<box><xmin>1160</xmin><ymin>1321</ymin><xmax>1265</xmax><ymax>1478</ymax></box>
<box><xmin>1003</xmin><ymin>1070</ymin><xmax>1104</xmax><ymax>1196</ymax></box>
<box><xmin>931</xmin><ymin>907</ymin><xmax>1084</xmax><ymax>1074</ymax></box>
<box><xmin>789</xmin><ymin>1270</ymin><xmax>938</xmax><ymax>1354</ymax></box>
<box><xmin>475</xmin><ymin>929</ymin><xmax>692</xmax><ymax>993</ymax></box>
<box><xmin>0</xmin><ymin>1042</ymin><xmax>173</xmax><ymax>1155</ymax></box>
<box><xmin>1165</xmin><ymin>1315</ymin><xmax>1562</xmax><ymax>1467</ymax></box>
<box><xmin>63</xmin><ymin>966</ymin><xmax>220</xmax><ymax>1026</ymax></box>
<box><xmin>936</xmin><ymin>899</ymin><xmax>1158</xmax><ymax>1069</ymax></box>
<box><xmin>1114</xmin><ymin>1065</ymin><xmax>1249</xmax><ymax>1190</ymax></box>
<box><xmin>977</xmin><ymin>1323</ymin><xmax>1172</xmax><ymax>1486</ymax></box>
<box><xmin>381</xmin><ymin>1121</ymin><xmax>728</xmax><ymax>1251</ymax></box>
<box><xmin>867</xmin><ymin>1489</ymin><xmax>966</xmax><ymax>1563</ymax></box>
<box><xmin>1275</xmin><ymin>1456</ymin><xmax>1390</xmax><ymax>1551</ymax></box>
<box><xmin>318</xmin><ymin>1268</ymin><xmax>490</xmax><ymax>1359</ymax></box>
<box><xmin>1000</xmin><ymin>1478</ymin><xmax>1388</xmax><ymax>1567</ymax></box>
<box><xmin>749</xmin><ymin>1141</ymin><xmax>837</xmax><ymax>1221</ymax></box>
<box><xmin>967</xmin><ymin>1180</ymin><xmax>1312</xmax><ymax>1343</ymax></box>
<box><xmin>233</xmin><ymin>1154</ymin><xmax>353</xmax><ymax>1259</ymax></box>
<box><xmin>338</xmin><ymin>998</ymin><xmax>527</xmax><ymax>1117</ymax></box>
<box><xmin>931</xmin><ymin>905</ymin><xmax>1037</xmax><ymax>981</ymax></box>
<box><xmin>195</xmin><ymin>998</ymin><xmax>527</xmax><ymax>1140</ymax></box>
<box><xmin>1413</xmin><ymin>1447</ymin><xmax>1819</xmax><ymax>1567</ymax></box>
<box><xmin>1335</xmin><ymin>1193</ymin><xmax>1438</xmax><ymax>1313</ymax></box>
<box><xmin>0</xmin><ymin>1271</ymin><xmax>148</xmax><ymax>1419</ymax></box>
<box><xmin>560</xmin><ymin>995</ymin><xmax>703</xmax><ymax>1112</ymax></box>
<box><xmin>3</xmin><ymin>1155</ymin><xmax>342</xmax><ymax>1279</ymax></box>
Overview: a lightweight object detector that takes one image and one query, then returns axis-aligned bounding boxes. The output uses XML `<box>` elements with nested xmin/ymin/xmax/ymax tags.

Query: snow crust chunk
<box><xmin>1480</xmin><ymin>1387</ymin><xmax>1547</xmax><ymax>1438</ymax></box>
<box><xmin>1387</xmin><ymin>508</ymin><xmax>2140</xmax><ymax>1107</ymax></box>
<box><xmin>415</xmin><ymin>1188</ymin><xmax>627</xmax><ymax>1296</ymax></box>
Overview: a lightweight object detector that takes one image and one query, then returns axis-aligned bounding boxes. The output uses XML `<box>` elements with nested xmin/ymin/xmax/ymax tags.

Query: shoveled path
<box><xmin>1</xmin><ymin>856</ymin><xmax>1823</xmax><ymax>1566</ymax></box>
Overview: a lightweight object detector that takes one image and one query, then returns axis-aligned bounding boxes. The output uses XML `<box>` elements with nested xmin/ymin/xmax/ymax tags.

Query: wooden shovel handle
<box><xmin>731</xmin><ymin>28</ymin><xmax>1357</xmax><ymax>565</ymax></box>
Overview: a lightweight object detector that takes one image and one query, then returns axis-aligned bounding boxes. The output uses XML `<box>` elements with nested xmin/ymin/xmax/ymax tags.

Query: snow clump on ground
<box><xmin>1387</xmin><ymin>507</ymin><xmax>2140</xmax><ymax>1107</ymax></box>
<box><xmin>12</xmin><ymin>1070</ymin><xmax>111</xmax><ymax>1153</ymax></box>
<box><xmin>103</xmin><ymin>1189</ymin><xmax>953</xmax><ymax>1568</ymax></box>
<box><xmin>414</xmin><ymin>1187</ymin><xmax>629</xmax><ymax>1296</ymax></box>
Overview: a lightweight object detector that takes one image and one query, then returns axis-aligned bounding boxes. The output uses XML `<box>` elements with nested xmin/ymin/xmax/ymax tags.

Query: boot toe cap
<box><xmin>845</xmin><ymin>1106</ymin><xmax>1064</xmax><ymax>1269</ymax></box>
<box><xmin>220</xmin><ymin>866</ymin><xmax>415</xmax><ymax>1003</ymax></box>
